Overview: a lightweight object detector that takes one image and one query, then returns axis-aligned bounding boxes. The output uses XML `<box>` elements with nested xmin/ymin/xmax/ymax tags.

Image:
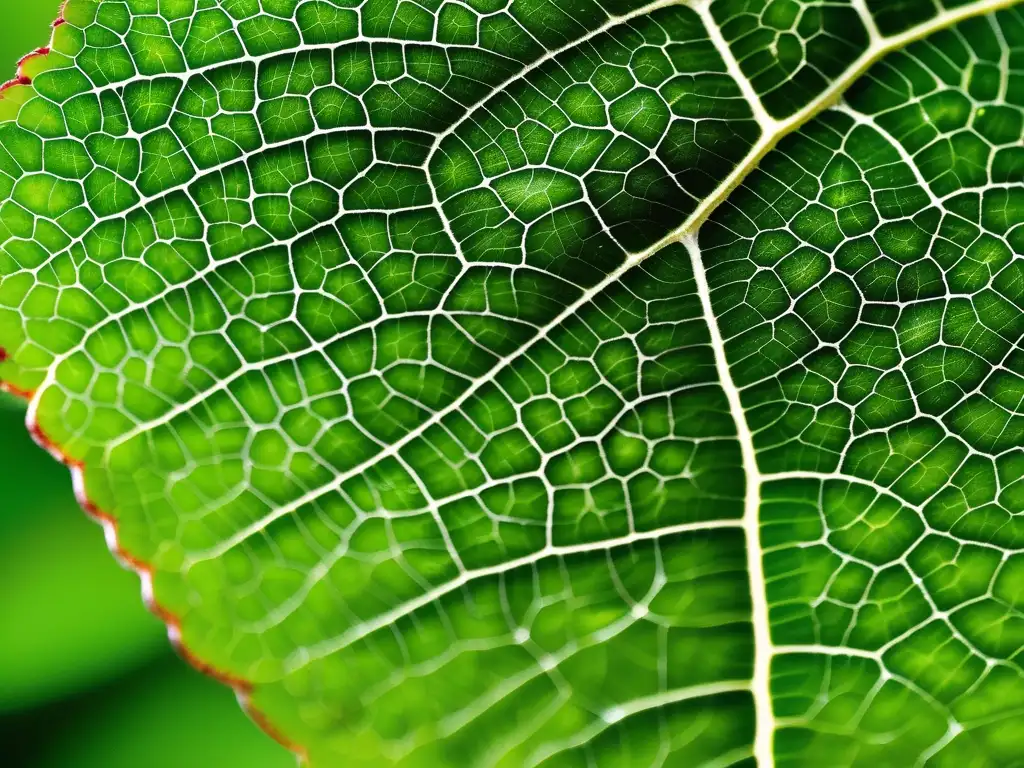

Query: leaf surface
<box><xmin>2</xmin><ymin>0</ymin><xmax>1024</xmax><ymax>764</ymax></box>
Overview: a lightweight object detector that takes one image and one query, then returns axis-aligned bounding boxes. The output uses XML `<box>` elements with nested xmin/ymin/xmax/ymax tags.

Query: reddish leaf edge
<box><xmin>0</xmin><ymin>5</ymin><xmax>310</xmax><ymax>763</ymax></box>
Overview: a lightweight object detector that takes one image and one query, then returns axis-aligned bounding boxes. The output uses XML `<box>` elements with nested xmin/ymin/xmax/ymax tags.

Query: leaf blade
<box><xmin>1</xmin><ymin>1</ymin><xmax>1022</xmax><ymax>764</ymax></box>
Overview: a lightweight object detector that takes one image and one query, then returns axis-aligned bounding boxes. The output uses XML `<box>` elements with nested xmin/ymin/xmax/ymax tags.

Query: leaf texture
<box><xmin>2</xmin><ymin>0</ymin><xmax>1024</xmax><ymax>765</ymax></box>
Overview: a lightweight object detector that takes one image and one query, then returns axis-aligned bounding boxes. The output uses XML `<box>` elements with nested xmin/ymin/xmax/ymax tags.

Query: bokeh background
<box><xmin>0</xmin><ymin>5</ymin><xmax>293</xmax><ymax>766</ymax></box>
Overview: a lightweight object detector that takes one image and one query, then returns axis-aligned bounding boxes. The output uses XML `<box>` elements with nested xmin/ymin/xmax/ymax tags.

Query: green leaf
<box><xmin>2</xmin><ymin>0</ymin><xmax>1024</xmax><ymax>764</ymax></box>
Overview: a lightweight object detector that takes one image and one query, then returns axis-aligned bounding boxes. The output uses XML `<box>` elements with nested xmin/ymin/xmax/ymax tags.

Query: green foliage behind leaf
<box><xmin>0</xmin><ymin>402</ymin><xmax>165</xmax><ymax>712</ymax></box>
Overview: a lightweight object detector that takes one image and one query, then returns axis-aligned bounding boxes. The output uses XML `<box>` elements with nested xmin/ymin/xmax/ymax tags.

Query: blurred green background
<box><xmin>0</xmin><ymin>6</ymin><xmax>293</xmax><ymax>766</ymax></box>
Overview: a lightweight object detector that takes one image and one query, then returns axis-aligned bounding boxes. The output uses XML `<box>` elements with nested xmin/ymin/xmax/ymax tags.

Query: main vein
<box><xmin>683</xmin><ymin>234</ymin><xmax>773</xmax><ymax>766</ymax></box>
<box><xmin>673</xmin><ymin>2</ymin><xmax>1018</xmax><ymax>764</ymax></box>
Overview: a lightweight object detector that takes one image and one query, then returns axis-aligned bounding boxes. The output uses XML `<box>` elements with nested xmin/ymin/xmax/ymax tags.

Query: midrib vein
<box><xmin>670</xmin><ymin>3</ymin><xmax>1020</xmax><ymax>766</ymax></box>
<box><xmin>683</xmin><ymin>235</ymin><xmax>773</xmax><ymax>766</ymax></box>
<box><xmin>674</xmin><ymin>3</ymin><xmax>1019</xmax><ymax>765</ymax></box>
